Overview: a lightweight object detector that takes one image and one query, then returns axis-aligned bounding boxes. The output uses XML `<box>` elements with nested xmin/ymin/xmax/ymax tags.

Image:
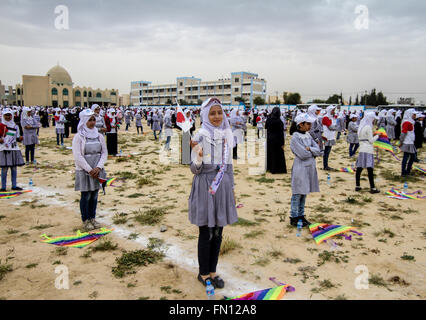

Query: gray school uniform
<box><xmin>152</xmin><ymin>114</ymin><xmax>161</xmax><ymax>131</ymax></box>
<box><xmin>309</xmin><ymin>118</ymin><xmax>322</xmax><ymax>143</ymax></box>
<box><xmin>135</xmin><ymin>114</ymin><xmax>142</xmax><ymax>127</ymax></box>
<box><xmin>125</xmin><ymin>114</ymin><xmax>131</xmax><ymax>124</ymax></box>
<box><xmin>347</xmin><ymin>122</ymin><xmax>359</xmax><ymax>144</ymax></box>
<box><xmin>385</xmin><ymin>116</ymin><xmax>397</xmax><ymax>140</ymax></box>
<box><xmin>188</xmin><ymin>134</ymin><xmax>238</xmax><ymax>228</ymax></box>
<box><xmin>95</xmin><ymin>115</ymin><xmax>106</xmax><ymax>134</ymax></box>
<box><xmin>75</xmin><ymin>137</ymin><xmax>107</xmax><ymax>192</ymax></box>
<box><xmin>290</xmin><ymin>132</ymin><xmax>323</xmax><ymax>195</ymax></box>
<box><xmin>21</xmin><ymin>118</ymin><xmax>39</xmax><ymax>146</ymax></box>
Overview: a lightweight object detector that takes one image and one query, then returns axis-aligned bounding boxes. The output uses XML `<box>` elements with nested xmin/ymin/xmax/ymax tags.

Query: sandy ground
<box><xmin>0</xmin><ymin>119</ymin><xmax>425</xmax><ymax>300</ymax></box>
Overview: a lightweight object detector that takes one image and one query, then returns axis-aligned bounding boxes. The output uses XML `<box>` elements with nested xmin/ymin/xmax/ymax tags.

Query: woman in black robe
<box><xmin>265</xmin><ymin>107</ymin><xmax>287</xmax><ymax>174</ymax></box>
<box><xmin>395</xmin><ymin>112</ymin><xmax>402</xmax><ymax>141</ymax></box>
<box><xmin>414</xmin><ymin>115</ymin><xmax>424</xmax><ymax>162</ymax></box>
<box><xmin>64</xmin><ymin>111</ymin><xmax>71</xmax><ymax>138</ymax></box>
<box><xmin>70</xmin><ymin>112</ymin><xmax>79</xmax><ymax>134</ymax></box>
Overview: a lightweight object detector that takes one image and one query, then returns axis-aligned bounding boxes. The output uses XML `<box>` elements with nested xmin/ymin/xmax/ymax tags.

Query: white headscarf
<box><xmin>402</xmin><ymin>108</ymin><xmax>416</xmax><ymax>124</ymax></box>
<box><xmin>325</xmin><ymin>105</ymin><xmax>336</xmax><ymax>118</ymax></box>
<box><xmin>386</xmin><ymin>109</ymin><xmax>395</xmax><ymax>117</ymax></box>
<box><xmin>395</xmin><ymin>110</ymin><xmax>402</xmax><ymax>119</ymax></box>
<box><xmin>308</xmin><ymin>105</ymin><xmax>320</xmax><ymax>119</ymax></box>
<box><xmin>358</xmin><ymin>111</ymin><xmax>378</xmax><ymax>135</ymax></box>
<box><xmin>378</xmin><ymin>110</ymin><xmax>387</xmax><ymax>118</ymax></box>
<box><xmin>21</xmin><ymin>106</ymin><xmax>33</xmax><ymax>121</ymax></box>
<box><xmin>1</xmin><ymin>108</ymin><xmax>16</xmax><ymax>128</ymax></box>
<box><xmin>77</xmin><ymin>109</ymin><xmax>99</xmax><ymax>139</ymax></box>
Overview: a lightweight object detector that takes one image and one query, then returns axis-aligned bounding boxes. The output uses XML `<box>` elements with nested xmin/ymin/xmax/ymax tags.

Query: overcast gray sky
<box><xmin>0</xmin><ymin>0</ymin><xmax>425</xmax><ymax>103</ymax></box>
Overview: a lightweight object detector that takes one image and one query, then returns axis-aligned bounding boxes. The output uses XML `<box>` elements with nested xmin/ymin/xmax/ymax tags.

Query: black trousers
<box><xmin>25</xmin><ymin>144</ymin><xmax>35</xmax><ymax>162</ymax></box>
<box><xmin>356</xmin><ymin>167</ymin><xmax>375</xmax><ymax>189</ymax></box>
<box><xmin>198</xmin><ymin>226</ymin><xmax>223</xmax><ymax>276</ymax></box>
<box><xmin>233</xmin><ymin>145</ymin><xmax>238</xmax><ymax>159</ymax></box>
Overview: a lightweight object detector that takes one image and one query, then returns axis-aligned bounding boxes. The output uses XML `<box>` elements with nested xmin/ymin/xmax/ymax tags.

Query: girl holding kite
<box><xmin>188</xmin><ymin>97</ymin><xmax>238</xmax><ymax>290</ymax></box>
<box><xmin>400</xmin><ymin>109</ymin><xmax>417</xmax><ymax>176</ymax></box>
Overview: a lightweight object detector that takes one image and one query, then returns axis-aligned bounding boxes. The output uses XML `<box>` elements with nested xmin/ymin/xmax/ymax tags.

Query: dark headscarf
<box><xmin>270</xmin><ymin>107</ymin><xmax>281</xmax><ymax>119</ymax></box>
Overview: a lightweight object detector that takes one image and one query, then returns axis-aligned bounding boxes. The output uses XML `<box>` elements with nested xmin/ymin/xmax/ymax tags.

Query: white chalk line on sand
<box><xmin>9</xmin><ymin>185</ymin><xmax>301</xmax><ymax>299</ymax></box>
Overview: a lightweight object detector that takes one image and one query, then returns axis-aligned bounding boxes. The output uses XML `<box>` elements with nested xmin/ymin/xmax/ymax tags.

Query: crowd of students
<box><xmin>0</xmin><ymin>101</ymin><xmax>424</xmax><ymax>290</ymax></box>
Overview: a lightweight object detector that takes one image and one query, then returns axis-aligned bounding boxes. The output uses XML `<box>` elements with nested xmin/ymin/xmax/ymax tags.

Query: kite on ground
<box><xmin>41</xmin><ymin>228</ymin><xmax>114</xmax><ymax>248</ymax></box>
<box><xmin>309</xmin><ymin>223</ymin><xmax>362</xmax><ymax>245</ymax></box>
<box><xmin>0</xmin><ymin>190</ymin><xmax>32</xmax><ymax>199</ymax></box>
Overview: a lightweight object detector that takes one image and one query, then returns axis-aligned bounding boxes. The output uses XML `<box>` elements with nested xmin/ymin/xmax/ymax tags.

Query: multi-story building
<box><xmin>2</xmin><ymin>64</ymin><xmax>120</xmax><ymax>108</ymax></box>
<box><xmin>130</xmin><ymin>72</ymin><xmax>266</xmax><ymax>107</ymax></box>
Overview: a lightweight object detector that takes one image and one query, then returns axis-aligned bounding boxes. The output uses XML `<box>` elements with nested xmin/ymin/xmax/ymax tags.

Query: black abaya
<box><xmin>265</xmin><ymin>116</ymin><xmax>287</xmax><ymax>174</ymax></box>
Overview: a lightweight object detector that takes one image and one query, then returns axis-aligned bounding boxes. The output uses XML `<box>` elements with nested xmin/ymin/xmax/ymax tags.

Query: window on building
<box><xmin>63</xmin><ymin>88</ymin><xmax>68</xmax><ymax>96</ymax></box>
<box><xmin>76</xmin><ymin>102</ymin><xmax>81</xmax><ymax>106</ymax></box>
<box><xmin>180</xmin><ymin>82</ymin><xmax>183</xmax><ymax>86</ymax></box>
<box><xmin>234</xmin><ymin>88</ymin><xmax>239</xmax><ymax>93</ymax></box>
<box><xmin>88</xmin><ymin>92</ymin><xmax>92</xmax><ymax>98</ymax></box>
<box><xmin>52</xmin><ymin>101</ymin><xmax>58</xmax><ymax>108</ymax></box>
<box><xmin>235</xmin><ymin>78</ymin><xmax>239</xmax><ymax>83</ymax></box>
<box><xmin>179</xmin><ymin>91</ymin><xmax>183</xmax><ymax>95</ymax></box>
<box><xmin>111</xmin><ymin>92</ymin><xmax>116</xmax><ymax>96</ymax></box>
<box><xmin>83</xmin><ymin>91</ymin><xmax>87</xmax><ymax>97</ymax></box>
<box><xmin>52</xmin><ymin>88</ymin><xmax>58</xmax><ymax>95</ymax></box>
<box><xmin>75</xmin><ymin>90</ymin><xmax>81</xmax><ymax>97</ymax></box>
<box><xmin>17</xmin><ymin>88</ymin><xmax>20</xmax><ymax>95</ymax></box>
<box><xmin>96</xmin><ymin>92</ymin><xmax>102</xmax><ymax>98</ymax></box>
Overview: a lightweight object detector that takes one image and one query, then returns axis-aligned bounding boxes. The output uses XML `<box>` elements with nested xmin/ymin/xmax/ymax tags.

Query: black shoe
<box><xmin>212</xmin><ymin>276</ymin><xmax>225</xmax><ymax>289</ymax></box>
<box><xmin>0</xmin><ymin>188</ymin><xmax>6</xmax><ymax>192</ymax></box>
<box><xmin>300</xmin><ymin>216</ymin><xmax>311</xmax><ymax>227</ymax></box>
<box><xmin>355</xmin><ymin>186</ymin><xmax>362</xmax><ymax>192</ymax></box>
<box><xmin>370</xmin><ymin>188</ymin><xmax>380</xmax><ymax>194</ymax></box>
<box><xmin>198</xmin><ymin>274</ymin><xmax>215</xmax><ymax>288</ymax></box>
<box><xmin>289</xmin><ymin>217</ymin><xmax>298</xmax><ymax>227</ymax></box>
<box><xmin>12</xmin><ymin>187</ymin><xmax>23</xmax><ymax>191</ymax></box>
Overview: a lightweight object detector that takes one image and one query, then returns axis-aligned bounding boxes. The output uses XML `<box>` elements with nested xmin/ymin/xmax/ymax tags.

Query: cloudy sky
<box><xmin>0</xmin><ymin>0</ymin><xmax>425</xmax><ymax>103</ymax></box>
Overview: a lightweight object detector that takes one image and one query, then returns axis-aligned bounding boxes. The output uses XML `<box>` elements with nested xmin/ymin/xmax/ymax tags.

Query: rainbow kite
<box><xmin>226</xmin><ymin>285</ymin><xmax>290</xmax><ymax>300</ymax></box>
<box><xmin>413</xmin><ymin>166</ymin><xmax>426</xmax><ymax>174</ymax></box>
<box><xmin>41</xmin><ymin>228</ymin><xmax>114</xmax><ymax>248</ymax></box>
<box><xmin>340</xmin><ymin>167</ymin><xmax>355</xmax><ymax>174</ymax></box>
<box><xmin>0</xmin><ymin>190</ymin><xmax>32</xmax><ymax>199</ymax></box>
<box><xmin>386</xmin><ymin>188</ymin><xmax>422</xmax><ymax>200</ymax></box>
<box><xmin>309</xmin><ymin>223</ymin><xmax>358</xmax><ymax>245</ymax></box>
<box><xmin>374</xmin><ymin>128</ymin><xmax>394</xmax><ymax>153</ymax></box>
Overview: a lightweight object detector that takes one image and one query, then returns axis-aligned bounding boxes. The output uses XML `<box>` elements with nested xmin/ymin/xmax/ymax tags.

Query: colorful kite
<box><xmin>413</xmin><ymin>166</ymin><xmax>426</xmax><ymax>174</ymax></box>
<box><xmin>225</xmin><ymin>285</ymin><xmax>290</xmax><ymax>301</ymax></box>
<box><xmin>41</xmin><ymin>228</ymin><xmax>114</xmax><ymax>248</ymax></box>
<box><xmin>374</xmin><ymin>128</ymin><xmax>394</xmax><ymax>153</ymax></box>
<box><xmin>0</xmin><ymin>190</ymin><xmax>32</xmax><ymax>199</ymax></box>
<box><xmin>339</xmin><ymin>167</ymin><xmax>355</xmax><ymax>174</ymax></box>
<box><xmin>309</xmin><ymin>223</ymin><xmax>360</xmax><ymax>245</ymax></box>
<box><xmin>386</xmin><ymin>188</ymin><xmax>424</xmax><ymax>200</ymax></box>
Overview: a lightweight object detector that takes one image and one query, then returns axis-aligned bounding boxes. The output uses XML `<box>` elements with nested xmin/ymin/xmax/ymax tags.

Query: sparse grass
<box><xmin>0</xmin><ymin>215</ymin><xmax>6</xmax><ymax>221</ymax></box>
<box><xmin>112</xmin><ymin>249</ymin><xmax>164</xmax><ymax>278</ymax></box>
<box><xmin>160</xmin><ymin>286</ymin><xmax>172</xmax><ymax>294</ymax></box>
<box><xmin>55</xmin><ymin>247</ymin><xmax>68</xmax><ymax>256</ymax></box>
<box><xmin>25</xmin><ymin>263</ymin><xmax>38</xmax><ymax>269</ymax></box>
<box><xmin>31</xmin><ymin>224</ymin><xmax>54</xmax><ymax>230</ymax></box>
<box><xmin>369</xmin><ymin>274</ymin><xmax>388</xmax><ymax>288</ymax></box>
<box><xmin>114</xmin><ymin>171</ymin><xmax>137</xmax><ymax>180</ymax></box>
<box><xmin>374</xmin><ymin>228</ymin><xmax>395</xmax><ymax>238</ymax></box>
<box><xmin>267</xmin><ymin>249</ymin><xmax>283</xmax><ymax>259</ymax></box>
<box><xmin>243</xmin><ymin>230</ymin><xmax>264</xmax><ymax>239</ymax></box>
<box><xmin>0</xmin><ymin>260</ymin><xmax>13</xmax><ymax>280</ymax></box>
<box><xmin>136</xmin><ymin>177</ymin><xmax>157</xmax><ymax>187</ymax></box>
<box><xmin>334</xmin><ymin>294</ymin><xmax>347</xmax><ymax>300</ymax></box>
<box><xmin>220</xmin><ymin>237</ymin><xmax>241</xmax><ymax>255</ymax></box>
<box><xmin>134</xmin><ymin>207</ymin><xmax>168</xmax><ymax>226</ymax></box>
<box><xmin>112</xmin><ymin>213</ymin><xmax>128</xmax><ymax>224</ymax></box>
<box><xmin>127</xmin><ymin>233</ymin><xmax>139</xmax><ymax>240</ymax></box>
<box><xmin>147</xmin><ymin>238</ymin><xmax>165</xmax><ymax>250</ymax></box>
<box><xmin>91</xmin><ymin>239</ymin><xmax>118</xmax><ymax>252</ymax></box>
<box><xmin>283</xmin><ymin>257</ymin><xmax>302</xmax><ymax>264</ymax></box>
<box><xmin>252</xmin><ymin>256</ymin><xmax>270</xmax><ymax>267</ymax></box>
<box><xmin>255</xmin><ymin>176</ymin><xmax>275</xmax><ymax>184</ymax></box>
<box><xmin>232</xmin><ymin>217</ymin><xmax>258</xmax><ymax>227</ymax></box>
<box><xmin>127</xmin><ymin>193</ymin><xmax>145</xmax><ymax>198</ymax></box>
<box><xmin>6</xmin><ymin>229</ymin><xmax>19</xmax><ymax>235</ymax></box>
<box><xmin>400</xmin><ymin>254</ymin><xmax>415</xmax><ymax>261</ymax></box>
<box><xmin>73</xmin><ymin>280</ymin><xmax>82</xmax><ymax>286</ymax></box>
<box><xmin>312</xmin><ymin>205</ymin><xmax>333</xmax><ymax>213</ymax></box>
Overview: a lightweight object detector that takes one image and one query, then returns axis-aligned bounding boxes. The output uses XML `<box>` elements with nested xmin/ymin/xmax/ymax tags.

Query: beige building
<box><xmin>119</xmin><ymin>94</ymin><xmax>130</xmax><ymax>106</ymax></box>
<box><xmin>130</xmin><ymin>72</ymin><xmax>267</xmax><ymax>107</ymax></box>
<box><xmin>2</xmin><ymin>64</ymin><xmax>119</xmax><ymax>108</ymax></box>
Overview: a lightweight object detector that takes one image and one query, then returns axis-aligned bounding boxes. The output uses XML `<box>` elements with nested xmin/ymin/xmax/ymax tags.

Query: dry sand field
<box><xmin>0</xmin><ymin>120</ymin><xmax>425</xmax><ymax>300</ymax></box>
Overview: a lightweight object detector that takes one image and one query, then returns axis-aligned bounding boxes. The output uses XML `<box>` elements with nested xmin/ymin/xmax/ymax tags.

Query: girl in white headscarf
<box><xmin>55</xmin><ymin>109</ymin><xmax>66</xmax><ymax>146</ymax></box>
<box><xmin>135</xmin><ymin>109</ymin><xmax>143</xmax><ymax>135</ymax></box>
<box><xmin>189</xmin><ymin>97</ymin><xmax>237</xmax><ymax>290</ymax></box>
<box><xmin>385</xmin><ymin>109</ymin><xmax>397</xmax><ymax>141</ymax></box>
<box><xmin>377</xmin><ymin>110</ymin><xmax>387</xmax><ymax>129</ymax></box>
<box><xmin>321</xmin><ymin>105</ymin><xmax>337</xmax><ymax>170</ymax></box>
<box><xmin>151</xmin><ymin>110</ymin><xmax>161</xmax><ymax>140</ymax></box>
<box><xmin>21</xmin><ymin>106</ymin><xmax>39</xmax><ymax>165</ymax></box>
<box><xmin>0</xmin><ymin>108</ymin><xmax>25</xmax><ymax>191</ymax></box>
<box><xmin>91</xmin><ymin>104</ymin><xmax>107</xmax><ymax>135</ymax></box>
<box><xmin>355</xmin><ymin>111</ymin><xmax>380</xmax><ymax>193</ymax></box>
<box><xmin>72</xmin><ymin>109</ymin><xmax>108</xmax><ymax>231</ymax></box>
<box><xmin>400</xmin><ymin>109</ymin><xmax>417</xmax><ymax>176</ymax></box>
<box><xmin>347</xmin><ymin>114</ymin><xmax>359</xmax><ymax>157</ymax></box>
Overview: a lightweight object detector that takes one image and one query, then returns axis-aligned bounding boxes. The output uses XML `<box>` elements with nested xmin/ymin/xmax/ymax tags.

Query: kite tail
<box><xmin>350</xmin><ymin>230</ymin><xmax>363</xmax><ymax>236</ymax></box>
<box><xmin>40</xmin><ymin>233</ymin><xmax>51</xmax><ymax>240</ymax></box>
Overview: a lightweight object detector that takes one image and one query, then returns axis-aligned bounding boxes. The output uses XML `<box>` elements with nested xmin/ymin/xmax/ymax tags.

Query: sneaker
<box><xmin>90</xmin><ymin>219</ymin><xmax>101</xmax><ymax>229</ymax></box>
<box><xmin>289</xmin><ymin>217</ymin><xmax>298</xmax><ymax>227</ymax></box>
<box><xmin>300</xmin><ymin>216</ymin><xmax>311</xmax><ymax>227</ymax></box>
<box><xmin>0</xmin><ymin>188</ymin><xmax>6</xmax><ymax>192</ymax></box>
<box><xmin>355</xmin><ymin>186</ymin><xmax>362</xmax><ymax>192</ymax></box>
<box><xmin>12</xmin><ymin>187</ymin><xmax>23</xmax><ymax>191</ymax></box>
<box><xmin>26</xmin><ymin>162</ymin><xmax>30</xmax><ymax>165</ymax></box>
<box><xmin>370</xmin><ymin>188</ymin><xmax>380</xmax><ymax>194</ymax></box>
